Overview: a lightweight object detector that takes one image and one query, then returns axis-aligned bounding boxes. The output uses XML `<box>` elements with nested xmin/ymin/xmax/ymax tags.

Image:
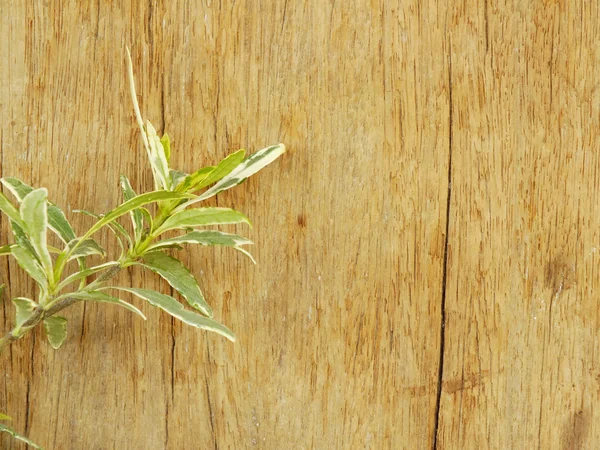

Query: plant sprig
<box><xmin>0</xmin><ymin>48</ymin><xmax>284</xmax><ymax>448</ymax></box>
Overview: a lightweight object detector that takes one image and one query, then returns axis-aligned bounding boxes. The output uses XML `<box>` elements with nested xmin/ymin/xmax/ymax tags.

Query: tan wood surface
<box><xmin>0</xmin><ymin>1</ymin><xmax>598</xmax><ymax>449</ymax></box>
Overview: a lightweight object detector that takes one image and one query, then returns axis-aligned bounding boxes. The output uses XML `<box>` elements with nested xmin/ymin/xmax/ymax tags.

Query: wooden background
<box><xmin>1</xmin><ymin>1</ymin><xmax>599</xmax><ymax>448</ymax></box>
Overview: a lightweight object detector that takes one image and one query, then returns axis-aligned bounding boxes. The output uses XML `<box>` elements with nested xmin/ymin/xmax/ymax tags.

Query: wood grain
<box><xmin>0</xmin><ymin>0</ymin><xmax>597</xmax><ymax>449</ymax></box>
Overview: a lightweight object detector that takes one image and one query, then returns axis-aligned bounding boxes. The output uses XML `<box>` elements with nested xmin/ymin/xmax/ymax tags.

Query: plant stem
<box><xmin>0</xmin><ymin>263</ymin><xmax>124</xmax><ymax>355</ymax></box>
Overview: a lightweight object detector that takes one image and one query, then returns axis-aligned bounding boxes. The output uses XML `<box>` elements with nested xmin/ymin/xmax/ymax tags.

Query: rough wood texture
<box><xmin>0</xmin><ymin>1</ymin><xmax>597</xmax><ymax>449</ymax></box>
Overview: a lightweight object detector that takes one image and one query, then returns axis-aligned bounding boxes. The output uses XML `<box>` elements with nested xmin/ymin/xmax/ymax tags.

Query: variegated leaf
<box><xmin>146</xmin><ymin>121</ymin><xmax>171</xmax><ymax>190</ymax></box>
<box><xmin>73</xmin><ymin>209</ymin><xmax>132</xmax><ymax>248</ymax></box>
<box><xmin>147</xmin><ymin>230</ymin><xmax>254</xmax><ymax>262</ymax></box>
<box><xmin>154</xmin><ymin>207</ymin><xmax>250</xmax><ymax>235</ymax></box>
<box><xmin>176</xmin><ymin>166</ymin><xmax>215</xmax><ymax>193</ymax></box>
<box><xmin>138</xmin><ymin>251</ymin><xmax>211</xmax><ymax>317</ymax></box>
<box><xmin>190</xmin><ymin>144</ymin><xmax>285</xmax><ymax>204</ymax></box>
<box><xmin>1</xmin><ymin>177</ymin><xmax>77</xmax><ymax>243</ymax></box>
<box><xmin>75</xmin><ymin>191</ymin><xmax>191</xmax><ymax>250</ymax></box>
<box><xmin>10</xmin><ymin>245</ymin><xmax>48</xmax><ymax>291</ymax></box>
<box><xmin>0</xmin><ymin>192</ymin><xmax>21</xmax><ymax>225</ymax></box>
<box><xmin>110</xmin><ymin>287</ymin><xmax>235</xmax><ymax>341</ymax></box>
<box><xmin>43</xmin><ymin>316</ymin><xmax>67</xmax><ymax>349</ymax></box>
<box><xmin>12</xmin><ymin>297</ymin><xmax>37</xmax><ymax>329</ymax></box>
<box><xmin>57</xmin><ymin>262</ymin><xmax>120</xmax><ymax>291</ymax></box>
<box><xmin>68</xmin><ymin>291</ymin><xmax>146</xmax><ymax>319</ymax></box>
<box><xmin>177</xmin><ymin>149</ymin><xmax>245</xmax><ymax>194</ymax></box>
<box><xmin>20</xmin><ymin>189</ymin><xmax>53</xmax><ymax>277</ymax></box>
<box><xmin>195</xmin><ymin>149</ymin><xmax>245</xmax><ymax>190</ymax></box>
<box><xmin>10</xmin><ymin>221</ymin><xmax>38</xmax><ymax>261</ymax></box>
<box><xmin>65</xmin><ymin>238</ymin><xmax>106</xmax><ymax>261</ymax></box>
<box><xmin>169</xmin><ymin>169</ymin><xmax>187</xmax><ymax>189</ymax></box>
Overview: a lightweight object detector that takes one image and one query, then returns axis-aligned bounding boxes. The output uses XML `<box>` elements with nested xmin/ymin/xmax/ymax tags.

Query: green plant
<box><xmin>0</xmin><ymin>49</ymin><xmax>284</xmax><ymax>448</ymax></box>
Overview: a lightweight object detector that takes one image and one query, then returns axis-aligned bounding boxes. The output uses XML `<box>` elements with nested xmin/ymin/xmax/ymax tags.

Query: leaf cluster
<box><xmin>0</xmin><ymin>49</ymin><xmax>285</xmax><ymax>351</ymax></box>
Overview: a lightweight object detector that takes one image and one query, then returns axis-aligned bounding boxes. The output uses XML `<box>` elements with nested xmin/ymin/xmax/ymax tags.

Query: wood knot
<box><xmin>545</xmin><ymin>256</ymin><xmax>576</xmax><ymax>296</ymax></box>
<box><xmin>297</xmin><ymin>213</ymin><xmax>306</xmax><ymax>228</ymax></box>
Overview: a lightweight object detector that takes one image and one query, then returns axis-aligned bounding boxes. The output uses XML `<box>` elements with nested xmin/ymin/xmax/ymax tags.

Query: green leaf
<box><xmin>2</xmin><ymin>177</ymin><xmax>76</xmax><ymax>243</ymax></box>
<box><xmin>193</xmin><ymin>144</ymin><xmax>285</xmax><ymax>203</ymax></box>
<box><xmin>20</xmin><ymin>188</ymin><xmax>53</xmax><ymax>277</ymax></box>
<box><xmin>155</xmin><ymin>207</ymin><xmax>250</xmax><ymax>235</ymax></box>
<box><xmin>176</xmin><ymin>166</ymin><xmax>215</xmax><ymax>193</ymax></box>
<box><xmin>65</xmin><ymin>238</ymin><xmax>106</xmax><ymax>261</ymax></box>
<box><xmin>10</xmin><ymin>245</ymin><xmax>48</xmax><ymax>291</ymax></box>
<box><xmin>0</xmin><ymin>192</ymin><xmax>22</xmax><ymax>224</ymax></box>
<box><xmin>68</xmin><ymin>291</ymin><xmax>146</xmax><ymax>319</ymax></box>
<box><xmin>43</xmin><ymin>316</ymin><xmax>67</xmax><ymax>349</ymax></box>
<box><xmin>161</xmin><ymin>133</ymin><xmax>171</xmax><ymax>162</ymax></box>
<box><xmin>57</xmin><ymin>262</ymin><xmax>119</xmax><ymax>291</ymax></box>
<box><xmin>120</xmin><ymin>175</ymin><xmax>144</xmax><ymax>241</ymax></box>
<box><xmin>75</xmin><ymin>191</ymin><xmax>191</xmax><ymax>249</ymax></box>
<box><xmin>148</xmin><ymin>230</ymin><xmax>254</xmax><ymax>261</ymax></box>
<box><xmin>0</xmin><ymin>245</ymin><xmax>12</xmax><ymax>256</ymax></box>
<box><xmin>13</xmin><ymin>297</ymin><xmax>37</xmax><ymax>328</ymax></box>
<box><xmin>0</xmin><ymin>423</ymin><xmax>43</xmax><ymax>449</ymax></box>
<box><xmin>110</xmin><ymin>287</ymin><xmax>235</xmax><ymax>341</ymax></box>
<box><xmin>138</xmin><ymin>251</ymin><xmax>212</xmax><ymax>317</ymax></box>
<box><xmin>197</xmin><ymin>149</ymin><xmax>246</xmax><ymax>190</ymax></box>
<box><xmin>0</xmin><ymin>413</ymin><xmax>10</xmax><ymax>421</ymax></box>
<box><xmin>146</xmin><ymin>121</ymin><xmax>171</xmax><ymax>190</ymax></box>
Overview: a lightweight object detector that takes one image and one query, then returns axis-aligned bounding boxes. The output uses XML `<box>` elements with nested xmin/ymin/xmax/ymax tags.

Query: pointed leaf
<box><xmin>12</xmin><ymin>297</ymin><xmax>37</xmax><ymax>328</ymax></box>
<box><xmin>148</xmin><ymin>230</ymin><xmax>253</xmax><ymax>255</ymax></box>
<box><xmin>155</xmin><ymin>208</ymin><xmax>250</xmax><ymax>235</ymax></box>
<box><xmin>138</xmin><ymin>251</ymin><xmax>211</xmax><ymax>317</ymax></box>
<box><xmin>0</xmin><ymin>413</ymin><xmax>10</xmax><ymax>421</ymax></box>
<box><xmin>2</xmin><ymin>177</ymin><xmax>76</xmax><ymax>243</ymax></box>
<box><xmin>192</xmin><ymin>144</ymin><xmax>285</xmax><ymax>203</ymax></box>
<box><xmin>0</xmin><ymin>423</ymin><xmax>43</xmax><ymax>449</ymax></box>
<box><xmin>0</xmin><ymin>245</ymin><xmax>12</xmax><ymax>256</ymax></box>
<box><xmin>20</xmin><ymin>188</ymin><xmax>53</xmax><ymax>277</ymax></box>
<box><xmin>10</xmin><ymin>245</ymin><xmax>47</xmax><ymax>290</ymax></box>
<box><xmin>65</xmin><ymin>238</ymin><xmax>106</xmax><ymax>261</ymax></box>
<box><xmin>120</xmin><ymin>175</ymin><xmax>144</xmax><ymax>241</ymax></box>
<box><xmin>43</xmin><ymin>316</ymin><xmax>67</xmax><ymax>349</ymax></box>
<box><xmin>110</xmin><ymin>287</ymin><xmax>235</xmax><ymax>341</ymax></box>
<box><xmin>69</xmin><ymin>291</ymin><xmax>146</xmax><ymax>319</ymax></box>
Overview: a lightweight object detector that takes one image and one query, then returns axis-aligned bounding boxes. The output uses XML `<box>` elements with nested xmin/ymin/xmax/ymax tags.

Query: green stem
<box><xmin>0</xmin><ymin>263</ymin><xmax>124</xmax><ymax>356</ymax></box>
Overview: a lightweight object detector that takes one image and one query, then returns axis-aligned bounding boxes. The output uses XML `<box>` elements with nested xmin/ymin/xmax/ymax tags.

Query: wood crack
<box><xmin>433</xmin><ymin>47</ymin><xmax>453</xmax><ymax>450</ymax></box>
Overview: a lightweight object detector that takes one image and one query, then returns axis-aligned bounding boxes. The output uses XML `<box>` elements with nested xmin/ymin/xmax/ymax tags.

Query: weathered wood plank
<box><xmin>438</xmin><ymin>1</ymin><xmax>600</xmax><ymax>448</ymax></box>
<box><xmin>1</xmin><ymin>0</ymin><xmax>449</xmax><ymax>448</ymax></box>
